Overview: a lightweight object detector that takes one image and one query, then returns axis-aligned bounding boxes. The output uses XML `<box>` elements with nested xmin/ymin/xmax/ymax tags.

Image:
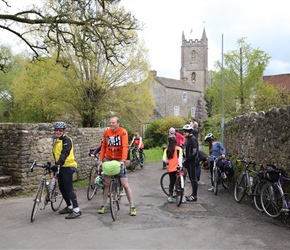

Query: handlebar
<box><xmin>30</xmin><ymin>160</ymin><xmax>51</xmax><ymax>173</ymax></box>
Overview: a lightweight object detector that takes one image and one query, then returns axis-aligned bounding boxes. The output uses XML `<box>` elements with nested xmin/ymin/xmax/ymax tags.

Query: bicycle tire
<box><xmin>234</xmin><ymin>173</ymin><xmax>247</xmax><ymax>202</ymax></box>
<box><xmin>87</xmin><ymin>165</ymin><xmax>98</xmax><ymax>200</ymax></box>
<box><xmin>31</xmin><ymin>181</ymin><xmax>45</xmax><ymax>222</ymax></box>
<box><xmin>261</xmin><ymin>182</ymin><xmax>283</xmax><ymax>218</ymax></box>
<box><xmin>130</xmin><ymin>150</ymin><xmax>137</xmax><ymax>172</ymax></box>
<box><xmin>141</xmin><ymin>153</ymin><xmax>146</xmax><ymax>169</ymax></box>
<box><xmin>160</xmin><ymin>172</ymin><xmax>170</xmax><ymax>197</ymax></box>
<box><xmin>213</xmin><ymin>167</ymin><xmax>219</xmax><ymax>195</ymax></box>
<box><xmin>51</xmin><ymin>180</ymin><xmax>63</xmax><ymax>211</ymax></box>
<box><xmin>176</xmin><ymin>175</ymin><xmax>184</xmax><ymax>207</ymax></box>
<box><xmin>253</xmin><ymin>179</ymin><xmax>265</xmax><ymax>212</ymax></box>
<box><xmin>109</xmin><ymin>179</ymin><xmax>119</xmax><ymax>221</ymax></box>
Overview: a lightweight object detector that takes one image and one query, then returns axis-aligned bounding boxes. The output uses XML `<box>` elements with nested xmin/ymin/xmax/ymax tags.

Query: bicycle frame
<box><xmin>30</xmin><ymin>161</ymin><xmax>63</xmax><ymax>222</ymax></box>
<box><xmin>212</xmin><ymin>156</ymin><xmax>224</xmax><ymax>195</ymax></box>
<box><xmin>276</xmin><ymin>174</ymin><xmax>290</xmax><ymax>213</ymax></box>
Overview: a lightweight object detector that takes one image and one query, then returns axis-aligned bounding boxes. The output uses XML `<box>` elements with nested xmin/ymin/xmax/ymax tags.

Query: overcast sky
<box><xmin>2</xmin><ymin>0</ymin><xmax>289</xmax><ymax>80</ymax></box>
<box><xmin>121</xmin><ymin>0</ymin><xmax>290</xmax><ymax>79</ymax></box>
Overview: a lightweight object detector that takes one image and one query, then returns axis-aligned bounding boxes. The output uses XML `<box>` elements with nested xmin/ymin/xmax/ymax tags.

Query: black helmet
<box><xmin>168</xmin><ymin>135</ymin><xmax>176</xmax><ymax>142</ymax></box>
<box><xmin>53</xmin><ymin>122</ymin><xmax>67</xmax><ymax>129</ymax></box>
<box><xmin>205</xmin><ymin>133</ymin><xmax>214</xmax><ymax>142</ymax></box>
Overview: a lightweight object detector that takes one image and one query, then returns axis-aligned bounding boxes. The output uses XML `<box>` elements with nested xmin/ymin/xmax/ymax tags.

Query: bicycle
<box><xmin>260</xmin><ymin>165</ymin><xmax>289</xmax><ymax>218</ymax></box>
<box><xmin>211</xmin><ymin>155</ymin><xmax>230</xmax><ymax>195</ymax></box>
<box><xmin>87</xmin><ymin>151</ymin><xmax>102</xmax><ymax>200</ymax></box>
<box><xmin>30</xmin><ymin>160</ymin><xmax>63</xmax><ymax>222</ymax></box>
<box><xmin>108</xmin><ymin>164</ymin><xmax>124</xmax><ymax>221</ymax></box>
<box><xmin>129</xmin><ymin>147</ymin><xmax>146</xmax><ymax>172</ymax></box>
<box><xmin>160</xmin><ymin>165</ymin><xmax>186</xmax><ymax>206</ymax></box>
<box><xmin>233</xmin><ymin>159</ymin><xmax>266</xmax><ymax>212</ymax></box>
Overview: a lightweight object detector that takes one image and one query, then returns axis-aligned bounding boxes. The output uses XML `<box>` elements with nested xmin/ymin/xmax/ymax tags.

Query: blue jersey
<box><xmin>209</xmin><ymin>141</ymin><xmax>226</xmax><ymax>161</ymax></box>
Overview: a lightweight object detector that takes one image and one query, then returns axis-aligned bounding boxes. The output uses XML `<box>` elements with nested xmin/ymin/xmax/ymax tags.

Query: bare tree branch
<box><xmin>0</xmin><ymin>0</ymin><xmax>142</xmax><ymax>71</ymax></box>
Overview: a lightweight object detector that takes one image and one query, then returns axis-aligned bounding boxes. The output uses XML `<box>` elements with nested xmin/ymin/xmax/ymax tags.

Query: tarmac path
<box><xmin>0</xmin><ymin>162</ymin><xmax>289</xmax><ymax>249</ymax></box>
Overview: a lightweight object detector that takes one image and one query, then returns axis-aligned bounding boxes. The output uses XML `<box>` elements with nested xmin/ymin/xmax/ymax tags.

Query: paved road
<box><xmin>1</xmin><ymin>162</ymin><xmax>290</xmax><ymax>249</ymax></box>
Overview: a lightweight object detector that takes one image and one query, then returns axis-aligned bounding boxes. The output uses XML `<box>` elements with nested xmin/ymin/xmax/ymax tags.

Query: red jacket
<box><xmin>175</xmin><ymin>132</ymin><xmax>186</xmax><ymax>146</ymax></box>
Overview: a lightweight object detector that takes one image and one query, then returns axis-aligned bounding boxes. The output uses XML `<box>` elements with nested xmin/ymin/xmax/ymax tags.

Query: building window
<box><xmin>174</xmin><ymin>106</ymin><xmax>179</xmax><ymax>116</ymax></box>
<box><xmin>182</xmin><ymin>92</ymin><xmax>187</xmax><ymax>100</ymax></box>
<box><xmin>191</xmin><ymin>50</ymin><xmax>196</xmax><ymax>62</ymax></box>
<box><xmin>191</xmin><ymin>72</ymin><xmax>196</xmax><ymax>82</ymax></box>
<box><xmin>191</xmin><ymin>107</ymin><xmax>196</xmax><ymax>118</ymax></box>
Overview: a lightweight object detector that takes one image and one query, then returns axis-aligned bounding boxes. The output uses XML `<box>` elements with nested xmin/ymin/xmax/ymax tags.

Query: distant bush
<box><xmin>144</xmin><ymin>116</ymin><xmax>186</xmax><ymax>148</ymax></box>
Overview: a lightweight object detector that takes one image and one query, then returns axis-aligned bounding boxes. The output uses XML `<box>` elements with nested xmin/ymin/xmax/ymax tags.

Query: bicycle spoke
<box><xmin>261</xmin><ymin>182</ymin><xmax>283</xmax><ymax>218</ymax></box>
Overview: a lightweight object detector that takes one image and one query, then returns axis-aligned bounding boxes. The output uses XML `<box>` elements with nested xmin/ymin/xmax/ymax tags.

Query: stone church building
<box><xmin>150</xmin><ymin>29</ymin><xmax>208</xmax><ymax>120</ymax></box>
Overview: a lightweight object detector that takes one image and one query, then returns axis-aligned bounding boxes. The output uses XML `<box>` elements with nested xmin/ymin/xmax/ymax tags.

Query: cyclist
<box><xmin>97</xmin><ymin>117</ymin><xmax>137</xmax><ymax>216</ymax></box>
<box><xmin>169</xmin><ymin>127</ymin><xmax>186</xmax><ymax>148</ymax></box>
<box><xmin>129</xmin><ymin>132</ymin><xmax>145</xmax><ymax>168</ymax></box>
<box><xmin>52</xmin><ymin>122</ymin><xmax>81</xmax><ymax>219</ymax></box>
<box><xmin>162</xmin><ymin>135</ymin><xmax>185</xmax><ymax>203</ymax></box>
<box><xmin>204</xmin><ymin>133</ymin><xmax>226</xmax><ymax>192</ymax></box>
<box><xmin>182</xmin><ymin>124</ymin><xmax>199</xmax><ymax>202</ymax></box>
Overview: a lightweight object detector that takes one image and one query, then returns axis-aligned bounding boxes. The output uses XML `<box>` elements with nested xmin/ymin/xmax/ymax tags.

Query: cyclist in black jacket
<box><xmin>183</xmin><ymin>124</ymin><xmax>199</xmax><ymax>202</ymax></box>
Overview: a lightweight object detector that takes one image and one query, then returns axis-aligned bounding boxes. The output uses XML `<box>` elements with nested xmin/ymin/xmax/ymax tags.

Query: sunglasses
<box><xmin>54</xmin><ymin>129</ymin><xmax>64</xmax><ymax>132</ymax></box>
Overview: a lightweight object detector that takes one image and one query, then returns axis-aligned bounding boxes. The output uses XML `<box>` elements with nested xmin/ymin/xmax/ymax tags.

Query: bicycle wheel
<box><xmin>175</xmin><ymin>175</ymin><xmax>184</xmax><ymax>207</ymax></box>
<box><xmin>31</xmin><ymin>181</ymin><xmax>45</xmax><ymax>222</ymax></box>
<box><xmin>261</xmin><ymin>182</ymin><xmax>283</xmax><ymax>218</ymax></box>
<box><xmin>253</xmin><ymin>179</ymin><xmax>265</xmax><ymax>212</ymax></box>
<box><xmin>213</xmin><ymin>167</ymin><xmax>219</xmax><ymax>195</ymax></box>
<box><xmin>109</xmin><ymin>179</ymin><xmax>119</xmax><ymax>221</ymax></box>
<box><xmin>87</xmin><ymin>165</ymin><xmax>98</xmax><ymax>200</ymax></box>
<box><xmin>130</xmin><ymin>151</ymin><xmax>137</xmax><ymax>172</ymax></box>
<box><xmin>141</xmin><ymin>153</ymin><xmax>146</xmax><ymax>168</ymax></box>
<box><xmin>51</xmin><ymin>180</ymin><xmax>63</xmax><ymax>211</ymax></box>
<box><xmin>234</xmin><ymin>173</ymin><xmax>247</xmax><ymax>202</ymax></box>
<box><xmin>160</xmin><ymin>172</ymin><xmax>170</xmax><ymax>196</ymax></box>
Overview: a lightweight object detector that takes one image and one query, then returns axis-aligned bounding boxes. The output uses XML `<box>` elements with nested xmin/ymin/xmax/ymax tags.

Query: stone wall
<box><xmin>224</xmin><ymin>106</ymin><xmax>290</xmax><ymax>171</ymax></box>
<box><xmin>0</xmin><ymin>123</ymin><xmax>103</xmax><ymax>192</ymax></box>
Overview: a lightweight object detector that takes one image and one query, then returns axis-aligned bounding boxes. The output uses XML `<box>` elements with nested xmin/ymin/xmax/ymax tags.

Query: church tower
<box><xmin>180</xmin><ymin>29</ymin><xmax>208</xmax><ymax>94</ymax></box>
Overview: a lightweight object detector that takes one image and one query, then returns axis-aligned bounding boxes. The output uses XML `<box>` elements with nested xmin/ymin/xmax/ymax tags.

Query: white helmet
<box><xmin>182</xmin><ymin>124</ymin><xmax>193</xmax><ymax>133</ymax></box>
<box><xmin>205</xmin><ymin>133</ymin><xmax>214</xmax><ymax>142</ymax></box>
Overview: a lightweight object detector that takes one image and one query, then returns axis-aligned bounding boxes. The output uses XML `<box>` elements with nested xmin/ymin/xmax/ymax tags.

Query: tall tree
<box><xmin>205</xmin><ymin>38</ymin><xmax>270</xmax><ymax>117</ymax></box>
<box><xmin>0</xmin><ymin>0</ymin><xmax>142</xmax><ymax>71</ymax></box>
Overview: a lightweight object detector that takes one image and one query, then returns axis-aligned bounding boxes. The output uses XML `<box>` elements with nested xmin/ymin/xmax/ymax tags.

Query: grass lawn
<box><xmin>144</xmin><ymin>147</ymin><xmax>163</xmax><ymax>163</ymax></box>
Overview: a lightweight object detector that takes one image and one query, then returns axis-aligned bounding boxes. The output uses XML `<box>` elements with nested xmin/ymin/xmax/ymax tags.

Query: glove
<box><xmin>51</xmin><ymin>165</ymin><xmax>59</xmax><ymax>172</ymax></box>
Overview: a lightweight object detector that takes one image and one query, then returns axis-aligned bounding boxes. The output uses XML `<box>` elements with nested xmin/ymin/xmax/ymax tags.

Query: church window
<box><xmin>191</xmin><ymin>72</ymin><xmax>196</xmax><ymax>82</ymax></box>
<box><xmin>182</xmin><ymin>92</ymin><xmax>187</xmax><ymax>100</ymax></box>
<box><xmin>191</xmin><ymin>50</ymin><xmax>196</xmax><ymax>61</ymax></box>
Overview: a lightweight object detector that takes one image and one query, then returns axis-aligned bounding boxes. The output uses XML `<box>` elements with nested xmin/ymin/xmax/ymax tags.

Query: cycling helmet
<box><xmin>168</xmin><ymin>135</ymin><xmax>176</xmax><ymax>142</ymax></box>
<box><xmin>169</xmin><ymin>127</ymin><xmax>175</xmax><ymax>134</ymax></box>
<box><xmin>53</xmin><ymin>122</ymin><xmax>67</xmax><ymax>129</ymax></box>
<box><xmin>182</xmin><ymin>124</ymin><xmax>193</xmax><ymax>133</ymax></box>
<box><xmin>205</xmin><ymin>133</ymin><xmax>214</xmax><ymax>142</ymax></box>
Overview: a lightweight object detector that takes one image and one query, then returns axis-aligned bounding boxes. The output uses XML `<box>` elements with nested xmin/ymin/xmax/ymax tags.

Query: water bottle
<box><xmin>249</xmin><ymin>176</ymin><xmax>253</xmax><ymax>187</ymax></box>
<box><xmin>50</xmin><ymin>177</ymin><xmax>56</xmax><ymax>191</ymax></box>
<box><xmin>46</xmin><ymin>181</ymin><xmax>51</xmax><ymax>192</ymax></box>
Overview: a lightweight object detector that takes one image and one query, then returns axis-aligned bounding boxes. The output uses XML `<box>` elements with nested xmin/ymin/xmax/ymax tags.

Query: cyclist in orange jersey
<box><xmin>98</xmin><ymin>117</ymin><xmax>136</xmax><ymax>216</ymax></box>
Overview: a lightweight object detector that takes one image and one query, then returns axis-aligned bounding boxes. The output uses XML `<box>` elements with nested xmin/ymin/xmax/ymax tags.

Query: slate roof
<box><xmin>263</xmin><ymin>74</ymin><xmax>290</xmax><ymax>91</ymax></box>
<box><xmin>155</xmin><ymin>76</ymin><xmax>202</xmax><ymax>93</ymax></box>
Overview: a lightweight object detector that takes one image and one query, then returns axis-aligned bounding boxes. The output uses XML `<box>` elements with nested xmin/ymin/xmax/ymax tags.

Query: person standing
<box><xmin>169</xmin><ymin>127</ymin><xmax>186</xmax><ymax>147</ymax></box>
<box><xmin>182</xmin><ymin>124</ymin><xmax>199</xmax><ymax>202</ymax></box>
<box><xmin>52</xmin><ymin>122</ymin><xmax>81</xmax><ymax>219</ymax></box>
<box><xmin>192</xmin><ymin>118</ymin><xmax>199</xmax><ymax>137</ymax></box>
<box><xmin>98</xmin><ymin>117</ymin><xmax>136</xmax><ymax>216</ymax></box>
<box><xmin>129</xmin><ymin>132</ymin><xmax>145</xmax><ymax>168</ymax></box>
<box><xmin>162</xmin><ymin>135</ymin><xmax>185</xmax><ymax>203</ymax></box>
<box><xmin>204</xmin><ymin>133</ymin><xmax>226</xmax><ymax>192</ymax></box>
